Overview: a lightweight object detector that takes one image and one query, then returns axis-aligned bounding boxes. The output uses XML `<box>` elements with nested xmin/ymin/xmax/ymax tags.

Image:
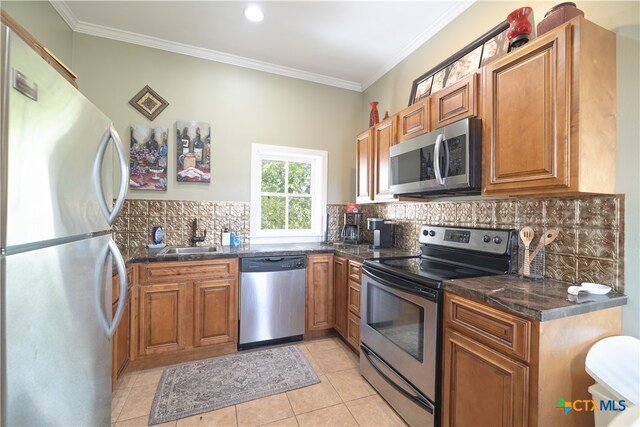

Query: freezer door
<box><xmin>1</xmin><ymin>26</ymin><xmax>125</xmax><ymax>248</ymax></box>
<box><xmin>1</xmin><ymin>235</ymin><xmax>116</xmax><ymax>426</ymax></box>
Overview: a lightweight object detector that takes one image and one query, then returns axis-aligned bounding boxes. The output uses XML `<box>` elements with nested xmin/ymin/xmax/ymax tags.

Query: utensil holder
<box><xmin>519</xmin><ymin>238</ymin><xmax>545</xmax><ymax>279</ymax></box>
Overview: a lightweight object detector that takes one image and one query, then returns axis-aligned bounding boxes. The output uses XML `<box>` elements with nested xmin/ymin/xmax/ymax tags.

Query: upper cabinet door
<box><xmin>356</xmin><ymin>128</ymin><xmax>374</xmax><ymax>203</ymax></box>
<box><xmin>482</xmin><ymin>17</ymin><xmax>616</xmax><ymax>196</ymax></box>
<box><xmin>373</xmin><ymin>116</ymin><xmax>398</xmax><ymax>201</ymax></box>
<box><xmin>398</xmin><ymin>98</ymin><xmax>431</xmax><ymax>143</ymax></box>
<box><xmin>482</xmin><ymin>25</ymin><xmax>570</xmax><ymax>194</ymax></box>
<box><xmin>433</xmin><ymin>73</ymin><xmax>478</xmax><ymax>129</ymax></box>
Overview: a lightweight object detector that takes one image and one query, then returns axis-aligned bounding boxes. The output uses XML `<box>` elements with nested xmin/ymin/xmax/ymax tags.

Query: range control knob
<box><xmin>422</xmin><ymin>229</ymin><xmax>429</xmax><ymax>236</ymax></box>
<box><xmin>483</xmin><ymin>235</ymin><xmax>491</xmax><ymax>243</ymax></box>
<box><xmin>428</xmin><ymin>230</ymin><xmax>436</xmax><ymax>237</ymax></box>
<box><xmin>494</xmin><ymin>236</ymin><xmax>502</xmax><ymax>244</ymax></box>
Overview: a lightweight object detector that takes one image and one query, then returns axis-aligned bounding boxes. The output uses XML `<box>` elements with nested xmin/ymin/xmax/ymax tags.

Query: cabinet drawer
<box><xmin>347</xmin><ymin>280</ymin><xmax>361</xmax><ymax>316</ymax></box>
<box><xmin>348</xmin><ymin>261</ymin><xmax>362</xmax><ymax>283</ymax></box>
<box><xmin>444</xmin><ymin>293</ymin><xmax>531</xmax><ymax>363</ymax></box>
<box><xmin>140</xmin><ymin>259</ymin><xmax>237</xmax><ymax>282</ymax></box>
<box><xmin>433</xmin><ymin>73</ymin><xmax>478</xmax><ymax>129</ymax></box>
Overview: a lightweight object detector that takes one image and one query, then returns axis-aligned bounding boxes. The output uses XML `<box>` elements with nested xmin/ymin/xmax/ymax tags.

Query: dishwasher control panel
<box><xmin>240</xmin><ymin>256</ymin><xmax>307</xmax><ymax>273</ymax></box>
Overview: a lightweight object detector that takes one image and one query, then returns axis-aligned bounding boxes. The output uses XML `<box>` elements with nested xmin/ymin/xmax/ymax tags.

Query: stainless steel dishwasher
<box><xmin>238</xmin><ymin>256</ymin><xmax>306</xmax><ymax>350</ymax></box>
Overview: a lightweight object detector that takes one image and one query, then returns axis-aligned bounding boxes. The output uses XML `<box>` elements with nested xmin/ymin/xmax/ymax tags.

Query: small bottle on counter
<box><xmin>221</xmin><ymin>227</ymin><xmax>231</xmax><ymax>246</ymax></box>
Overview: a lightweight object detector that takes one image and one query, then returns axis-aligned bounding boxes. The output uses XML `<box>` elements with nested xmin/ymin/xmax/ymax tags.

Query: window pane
<box><xmin>261</xmin><ymin>160</ymin><xmax>285</xmax><ymax>193</ymax></box>
<box><xmin>288</xmin><ymin>162</ymin><xmax>311</xmax><ymax>194</ymax></box>
<box><xmin>288</xmin><ymin>197</ymin><xmax>311</xmax><ymax>229</ymax></box>
<box><xmin>261</xmin><ymin>196</ymin><xmax>286</xmax><ymax>229</ymax></box>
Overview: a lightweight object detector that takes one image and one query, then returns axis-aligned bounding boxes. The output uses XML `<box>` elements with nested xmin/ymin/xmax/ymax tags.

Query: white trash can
<box><xmin>586</xmin><ymin>336</ymin><xmax>639</xmax><ymax>426</ymax></box>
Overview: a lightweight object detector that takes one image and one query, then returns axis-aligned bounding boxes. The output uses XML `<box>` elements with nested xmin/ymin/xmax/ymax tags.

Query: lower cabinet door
<box><xmin>194</xmin><ymin>279</ymin><xmax>238</xmax><ymax>347</ymax></box>
<box><xmin>139</xmin><ymin>283</ymin><xmax>188</xmax><ymax>356</ymax></box>
<box><xmin>442</xmin><ymin>327</ymin><xmax>529</xmax><ymax>427</ymax></box>
<box><xmin>333</xmin><ymin>257</ymin><xmax>348</xmax><ymax>338</ymax></box>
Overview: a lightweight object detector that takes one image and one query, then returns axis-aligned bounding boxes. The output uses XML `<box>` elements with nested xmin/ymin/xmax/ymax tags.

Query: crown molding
<box><xmin>49</xmin><ymin>1</ymin><xmax>362</xmax><ymax>92</ymax></box>
<box><xmin>361</xmin><ymin>1</ymin><xmax>475</xmax><ymax>91</ymax></box>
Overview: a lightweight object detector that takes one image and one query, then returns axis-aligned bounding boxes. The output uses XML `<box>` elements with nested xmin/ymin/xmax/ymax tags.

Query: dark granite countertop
<box><xmin>123</xmin><ymin>243</ymin><xmax>416</xmax><ymax>264</ymax></box>
<box><xmin>444</xmin><ymin>275</ymin><xmax>627</xmax><ymax>322</ymax></box>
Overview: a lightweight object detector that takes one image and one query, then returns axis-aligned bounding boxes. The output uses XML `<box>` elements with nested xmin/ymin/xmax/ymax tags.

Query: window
<box><xmin>250</xmin><ymin>144</ymin><xmax>327</xmax><ymax>243</ymax></box>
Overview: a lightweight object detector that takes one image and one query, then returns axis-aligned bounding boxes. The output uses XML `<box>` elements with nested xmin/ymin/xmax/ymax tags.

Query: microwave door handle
<box><xmin>442</xmin><ymin>136</ymin><xmax>450</xmax><ymax>183</ymax></box>
<box><xmin>433</xmin><ymin>133</ymin><xmax>445</xmax><ymax>185</ymax></box>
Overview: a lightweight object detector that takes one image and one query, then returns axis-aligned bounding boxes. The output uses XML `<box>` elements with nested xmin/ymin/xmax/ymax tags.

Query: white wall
<box><xmin>363</xmin><ymin>1</ymin><xmax>640</xmax><ymax>338</ymax></box>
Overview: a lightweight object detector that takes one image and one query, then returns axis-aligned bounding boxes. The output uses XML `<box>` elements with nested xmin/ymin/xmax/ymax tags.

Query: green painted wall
<box><xmin>1</xmin><ymin>1</ymin><xmax>73</xmax><ymax>66</ymax></box>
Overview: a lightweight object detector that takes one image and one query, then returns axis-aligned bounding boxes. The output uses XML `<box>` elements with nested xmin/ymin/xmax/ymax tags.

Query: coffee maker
<box><xmin>368</xmin><ymin>218</ymin><xmax>393</xmax><ymax>249</ymax></box>
<box><xmin>342</xmin><ymin>213</ymin><xmax>360</xmax><ymax>244</ymax></box>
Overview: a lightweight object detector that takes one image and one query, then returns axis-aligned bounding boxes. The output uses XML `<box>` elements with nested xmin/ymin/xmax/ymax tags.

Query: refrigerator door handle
<box><xmin>93</xmin><ymin>124</ymin><xmax>128</xmax><ymax>225</ymax></box>
<box><xmin>95</xmin><ymin>239</ymin><xmax>128</xmax><ymax>337</ymax></box>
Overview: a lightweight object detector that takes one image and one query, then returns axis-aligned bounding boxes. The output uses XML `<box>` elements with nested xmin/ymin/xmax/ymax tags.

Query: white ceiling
<box><xmin>51</xmin><ymin>1</ymin><xmax>475</xmax><ymax>92</ymax></box>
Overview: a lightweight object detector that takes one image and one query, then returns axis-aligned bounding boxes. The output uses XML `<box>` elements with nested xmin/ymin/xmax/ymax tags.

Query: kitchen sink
<box><xmin>157</xmin><ymin>246</ymin><xmax>218</xmax><ymax>256</ymax></box>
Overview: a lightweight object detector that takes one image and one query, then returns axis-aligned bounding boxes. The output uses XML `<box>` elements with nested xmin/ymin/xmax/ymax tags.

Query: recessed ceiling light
<box><xmin>244</xmin><ymin>6</ymin><xmax>264</xmax><ymax>23</ymax></box>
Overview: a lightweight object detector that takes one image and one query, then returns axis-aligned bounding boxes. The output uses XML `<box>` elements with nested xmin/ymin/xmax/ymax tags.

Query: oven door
<box><xmin>360</xmin><ymin>265</ymin><xmax>440</xmax><ymax>400</ymax></box>
<box><xmin>389</xmin><ymin>118</ymin><xmax>480</xmax><ymax>195</ymax></box>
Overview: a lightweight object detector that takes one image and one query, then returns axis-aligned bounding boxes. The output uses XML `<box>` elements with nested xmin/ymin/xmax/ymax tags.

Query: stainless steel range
<box><xmin>360</xmin><ymin>225</ymin><xmax>517</xmax><ymax>427</ymax></box>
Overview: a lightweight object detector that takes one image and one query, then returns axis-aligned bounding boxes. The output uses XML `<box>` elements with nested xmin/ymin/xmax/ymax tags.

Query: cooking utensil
<box><xmin>529</xmin><ymin>228</ymin><xmax>560</xmax><ymax>266</ymax></box>
<box><xmin>519</xmin><ymin>227</ymin><xmax>535</xmax><ymax>276</ymax></box>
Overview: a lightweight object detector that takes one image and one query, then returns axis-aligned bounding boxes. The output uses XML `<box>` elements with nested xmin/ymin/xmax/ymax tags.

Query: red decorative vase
<box><xmin>507</xmin><ymin>7</ymin><xmax>534</xmax><ymax>49</ymax></box>
<box><xmin>369</xmin><ymin>101</ymin><xmax>380</xmax><ymax>127</ymax></box>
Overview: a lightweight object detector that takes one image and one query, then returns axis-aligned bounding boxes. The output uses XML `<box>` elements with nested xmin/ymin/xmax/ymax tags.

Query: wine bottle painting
<box><xmin>176</xmin><ymin>120</ymin><xmax>211</xmax><ymax>183</ymax></box>
<box><xmin>129</xmin><ymin>124</ymin><xmax>169</xmax><ymax>190</ymax></box>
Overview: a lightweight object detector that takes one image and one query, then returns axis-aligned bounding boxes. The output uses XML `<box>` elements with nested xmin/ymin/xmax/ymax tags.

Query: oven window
<box><xmin>367</xmin><ymin>284</ymin><xmax>424</xmax><ymax>362</ymax></box>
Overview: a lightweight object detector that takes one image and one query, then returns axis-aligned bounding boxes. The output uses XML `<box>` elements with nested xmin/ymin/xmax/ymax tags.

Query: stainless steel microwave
<box><xmin>389</xmin><ymin>118</ymin><xmax>481</xmax><ymax>196</ymax></box>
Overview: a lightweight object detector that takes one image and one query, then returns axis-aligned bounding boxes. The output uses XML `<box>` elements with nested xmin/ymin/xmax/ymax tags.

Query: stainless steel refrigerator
<box><xmin>1</xmin><ymin>23</ymin><xmax>129</xmax><ymax>425</ymax></box>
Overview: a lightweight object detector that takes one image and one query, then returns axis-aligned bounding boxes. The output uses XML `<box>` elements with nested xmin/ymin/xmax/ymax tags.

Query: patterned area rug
<box><xmin>148</xmin><ymin>345</ymin><xmax>319</xmax><ymax>425</ymax></box>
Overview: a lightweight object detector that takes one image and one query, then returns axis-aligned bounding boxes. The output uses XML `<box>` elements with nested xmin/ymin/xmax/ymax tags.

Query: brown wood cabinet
<box><xmin>372</xmin><ymin>116</ymin><xmax>398</xmax><ymax>201</ymax></box>
<box><xmin>356</xmin><ymin>116</ymin><xmax>399</xmax><ymax>203</ymax></box>
<box><xmin>433</xmin><ymin>73</ymin><xmax>478</xmax><ymax>129</ymax></box>
<box><xmin>333</xmin><ymin>256</ymin><xmax>348</xmax><ymax>336</ymax></box>
<box><xmin>134</xmin><ymin>259</ymin><xmax>238</xmax><ymax>360</ymax></box>
<box><xmin>482</xmin><ymin>17</ymin><xmax>616</xmax><ymax>196</ymax></box>
<box><xmin>111</xmin><ymin>264</ymin><xmax>135</xmax><ymax>389</ymax></box>
<box><xmin>398</xmin><ymin>98</ymin><xmax>431</xmax><ymax>142</ymax></box>
<box><xmin>306</xmin><ymin>254</ymin><xmax>334</xmax><ymax>331</ymax></box>
<box><xmin>333</xmin><ymin>258</ymin><xmax>362</xmax><ymax>353</ymax></box>
<box><xmin>442</xmin><ymin>292</ymin><xmax>622</xmax><ymax>427</ymax></box>
<box><xmin>355</xmin><ymin>129</ymin><xmax>373</xmax><ymax>203</ymax></box>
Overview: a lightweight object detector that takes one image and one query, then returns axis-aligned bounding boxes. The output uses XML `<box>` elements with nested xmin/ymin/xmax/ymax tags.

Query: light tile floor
<box><xmin>112</xmin><ymin>337</ymin><xmax>407</xmax><ymax>427</ymax></box>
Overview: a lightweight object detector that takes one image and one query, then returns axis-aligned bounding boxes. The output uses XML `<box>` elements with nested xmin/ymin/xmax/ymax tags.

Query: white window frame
<box><xmin>250</xmin><ymin>143</ymin><xmax>327</xmax><ymax>244</ymax></box>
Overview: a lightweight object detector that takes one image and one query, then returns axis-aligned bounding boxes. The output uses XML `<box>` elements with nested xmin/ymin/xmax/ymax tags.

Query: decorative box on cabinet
<box><xmin>482</xmin><ymin>16</ymin><xmax>616</xmax><ymax>196</ymax></box>
<box><xmin>433</xmin><ymin>73</ymin><xmax>478</xmax><ymax>129</ymax></box>
<box><xmin>306</xmin><ymin>254</ymin><xmax>335</xmax><ymax>331</ymax></box>
<box><xmin>398</xmin><ymin>97</ymin><xmax>431</xmax><ymax>142</ymax></box>
<box><xmin>442</xmin><ymin>292</ymin><xmax>622</xmax><ymax>427</ymax></box>
<box><xmin>133</xmin><ymin>259</ymin><xmax>238</xmax><ymax>360</ymax></box>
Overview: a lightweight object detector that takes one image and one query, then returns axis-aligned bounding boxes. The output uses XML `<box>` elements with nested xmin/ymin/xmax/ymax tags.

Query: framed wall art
<box><xmin>128</xmin><ymin>85</ymin><xmax>169</xmax><ymax>121</ymax></box>
<box><xmin>176</xmin><ymin>120</ymin><xmax>211</xmax><ymax>183</ymax></box>
<box><xmin>129</xmin><ymin>125</ymin><xmax>169</xmax><ymax>190</ymax></box>
<box><xmin>409</xmin><ymin>21</ymin><xmax>510</xmax><ymax>105</ymax></box>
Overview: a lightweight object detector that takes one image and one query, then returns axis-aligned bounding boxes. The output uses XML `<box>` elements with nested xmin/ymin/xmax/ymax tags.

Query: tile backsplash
<box><xmin>329</xmin><ymin>195</ymin><xmax>625</xmax><ymax>293</ymax></box>
<box><xmin>116</xmin><ymin>194</ymin><xmax>624</xmax><ymax>292</ymax></box>
<box><xmin>114</xmin><ymin>200</ymin><xmax>250</xmax><ymax>249</ymax></box>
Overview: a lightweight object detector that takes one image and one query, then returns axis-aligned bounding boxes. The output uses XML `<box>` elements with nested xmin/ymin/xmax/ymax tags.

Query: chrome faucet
<box><xmin>190</xmin><ymin>218</ymin><xmax>207</xmax><ymax>247</ymax></box>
